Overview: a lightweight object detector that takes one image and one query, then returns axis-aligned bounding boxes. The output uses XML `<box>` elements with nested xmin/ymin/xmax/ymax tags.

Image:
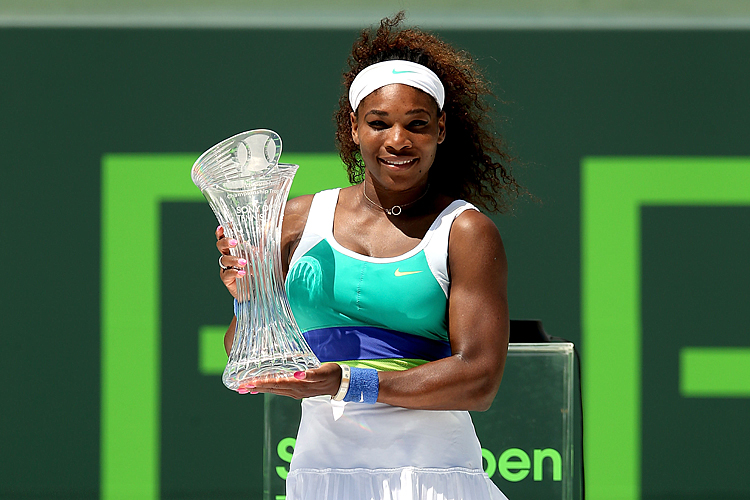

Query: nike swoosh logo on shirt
<box><xmin>394</xmin><ymin>268</ymin><xmax>423</xmax><ymax>277</ymax></box>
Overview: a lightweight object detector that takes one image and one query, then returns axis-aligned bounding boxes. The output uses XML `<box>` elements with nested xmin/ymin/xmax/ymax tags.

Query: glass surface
<box><xmin>192</xmin><ymin>130</ymin><xmax>320</xmax><ymax>391</ymax></box>
<box><xmin>471</xmin><ymin>343</ymin><xmax>575</xmax><ymax>500</ymax></box>
<box><xmin>263</xmin><ymin>342</ymin><xmax>575</xmax><ymax>500</ymax></box>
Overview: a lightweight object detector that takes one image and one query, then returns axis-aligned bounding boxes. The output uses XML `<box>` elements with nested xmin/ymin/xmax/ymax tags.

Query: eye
<box><xmin>409</xmin><ymin>119</ymin><xmax>429</xmax><ymax>128</ymax></box>
<box><xmin>366</xmin><ymin>120</ymin><xmax>388</xmax><ymax>129</ymax></box>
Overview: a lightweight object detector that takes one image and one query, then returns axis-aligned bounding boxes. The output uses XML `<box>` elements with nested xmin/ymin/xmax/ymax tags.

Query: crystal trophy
<box><xmin>192</xmin><ymin>129</ymin><xmax>320</xmax><ymax>391</ymax></box>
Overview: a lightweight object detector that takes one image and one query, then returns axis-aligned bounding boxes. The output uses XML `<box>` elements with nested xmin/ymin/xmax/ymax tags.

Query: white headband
<box><xmin>348</xmin><ymin>60</ymin><xmax>445</xmax><ymax>112</ymax></box>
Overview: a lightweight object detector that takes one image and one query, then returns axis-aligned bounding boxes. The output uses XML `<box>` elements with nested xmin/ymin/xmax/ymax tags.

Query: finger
<box><xmin>238</xmin><ymin>387</ymin><xmax>303</xmax><ymax>398</ymax></box>
<box><xmin>216</xmin><ymin>236</ymin><xmax>239</xmax><ymax>255</ymax></box>
<box><xmin>240</xmin><ymin>383</ymin><xmax>312</xmax><ymax>399</ymax></box>
<box><xmin>241</xmin><ymin>373</ymin><xmax>293</xmax><ymax>387</ymax></box>
<box><xmin>220</xmin><ymin>267</ymin><xmax>247</xmax><ymax>285</ymax></box>
<box><xmin>216</xmin><ymin>225</ymin><xmax>225</xmax><ymax>240</ymax></box>
<box><xmin>219</xmin><ymin>254</ymin><xmax>247</xmax><ymax>270</ymax></box>
<box><xmin>241</xmin><ymin>373</ymin><xmax>308</xmax><ymax>392</ymax></box>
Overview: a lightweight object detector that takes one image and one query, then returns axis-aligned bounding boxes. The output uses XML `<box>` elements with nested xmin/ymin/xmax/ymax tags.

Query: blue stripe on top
<box><xmin>303</xmin><ymin>326</ymin><xmax>452</xmax><ymax>363</ymax></box>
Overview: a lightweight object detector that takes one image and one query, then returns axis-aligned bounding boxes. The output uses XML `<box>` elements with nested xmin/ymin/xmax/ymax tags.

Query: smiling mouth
<box><xmin>380</xmin><ymin>157</ymin><xmax>418</xmax><ymax>167</ymax></box>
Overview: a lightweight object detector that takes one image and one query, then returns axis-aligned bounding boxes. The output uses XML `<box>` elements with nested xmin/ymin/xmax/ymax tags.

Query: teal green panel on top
<box><xmin>286</xmin><ymin>240</ymin><xmax>448</xmax><ymax>341</ymax></box>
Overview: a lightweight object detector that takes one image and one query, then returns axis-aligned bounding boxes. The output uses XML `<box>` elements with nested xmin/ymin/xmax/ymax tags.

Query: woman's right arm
<box><xmin>218</xmin><ymin>195</ymin><xmax>314</xmax><ymax>356</ymax></box>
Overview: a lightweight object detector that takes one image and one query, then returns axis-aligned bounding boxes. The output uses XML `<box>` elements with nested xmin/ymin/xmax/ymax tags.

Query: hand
<box><xmin>216</xmin><ymin>225</ymin><xmax>247</xmax><ymax>299</ymax></box>
<box><xmin>237</xmin><ymin>363</ymin><xmax>342</xmax><ymax>399</ymax></box>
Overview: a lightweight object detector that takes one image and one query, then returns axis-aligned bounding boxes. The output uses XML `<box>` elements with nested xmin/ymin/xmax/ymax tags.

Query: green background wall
<box><xmin>1</xmin><ymin>26</ymin><xmax>749</xmax><ymax>499</ymax></box>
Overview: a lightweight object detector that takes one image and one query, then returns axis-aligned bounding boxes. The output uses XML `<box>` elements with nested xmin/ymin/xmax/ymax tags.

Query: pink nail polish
<box><xmin>251</xmin><ymin>391</ymin><xmax>259</xmax><ymax>394</ymax></box>
<box><xmin>228</xmin><ymin>239</ymin><xmax>238</xmax><ymax>246</ymax></box>
<box><xmin>237</xmin><ymin>270</ymin><xmax>246</xmax><ymax>276</ymax></box>
<box><xmin>216</xmin><ymin>225</ymin><xmax>222</xmax><ymax>232</ymax></box>
<box><xmin>294</xmin><ymin>371</ymin><xmax>306</xmax><ymax>380</ymax></box>
<box><xmin>238</xmin><ymin>259</ymin><xmax>247</xmax><ymax>266</ymax></box>
<box><xmin>238</xmin><ymin>388</ymin><xmax>249</xmax><ymax>394</ymax></box>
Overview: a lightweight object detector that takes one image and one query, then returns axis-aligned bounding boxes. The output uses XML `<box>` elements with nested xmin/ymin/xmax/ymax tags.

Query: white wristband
<box><xmin>332</xmin><ymin>363</ymin><xmax>351</xmax><ymax>401</ymax></box>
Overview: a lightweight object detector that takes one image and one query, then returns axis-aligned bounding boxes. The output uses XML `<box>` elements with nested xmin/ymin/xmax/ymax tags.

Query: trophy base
<box><xmin>222</xmin><ymin>354</ymin><xmax>321</xmax><ymax>391</ymax></box>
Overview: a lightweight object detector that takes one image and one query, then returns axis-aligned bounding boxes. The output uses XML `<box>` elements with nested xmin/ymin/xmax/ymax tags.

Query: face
<box><xmin>350</xmin><ymin>83</ymin><xmax>446</xmax><ymax>192</ymax></box>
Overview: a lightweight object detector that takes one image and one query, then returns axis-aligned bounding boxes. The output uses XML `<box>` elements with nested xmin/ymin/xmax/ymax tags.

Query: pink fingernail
<box><xmin>229</xmin><ymin>239</ymin><xmax>238</xmax><ymax>246</ymax></box>
<box><xmin>238</xmin><ymin>388</ymin><xmax>249</xmax><ymax>394</ymax></box>
<box><xmin>237</xmin><ymin>270</ymin><xmax>246</xmax><ymax>276</ymax></box>
<box><xmin>216</xmin><ymin>225</ymin><xmax>222</xmax><ymax>232</ymax></box>
<box><xmin>294</xmin><ymin>371</ymin><xmax>306</xmax><ymax>380</ymax></box>
<box><xmin>251</xmin><ymin>391</ymin><xmax>259</xmax><ymax>394</ymax></box>
<box><xmin>238</xmin><ymin>259</ymin><xmax>247</xmax><ymax>266</ymax></box>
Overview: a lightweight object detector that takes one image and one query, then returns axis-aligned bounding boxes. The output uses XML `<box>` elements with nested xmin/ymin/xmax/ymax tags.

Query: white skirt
<box><xmin>287</xmin><ymin>396</ymin><xmax>508</xmax><ymax>500</ymax></box>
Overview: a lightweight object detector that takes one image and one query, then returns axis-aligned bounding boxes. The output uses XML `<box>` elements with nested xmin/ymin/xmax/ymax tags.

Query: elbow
<box><xmin>468</xmin><ymin>383</ymin><xmax>500</xmax><ymax>412</ymax></box>
<box><xmin>465</xmin><ymin>369</ymin><xmax>504</xmax><ymax>412</ymax></box>
<box><xmin>472</xmin><ymin>402</ymin><xmax>493</xmax><ymax>412</ymax></box>
<box><xmin>471</xmin><ymin>397</ymin><xmax>495</xmax><ymax>412</ymax></box>
<box><xmin>453</xmin><ymin>351</ymin><xmax>506</xmax><ymax>411</ymax></box>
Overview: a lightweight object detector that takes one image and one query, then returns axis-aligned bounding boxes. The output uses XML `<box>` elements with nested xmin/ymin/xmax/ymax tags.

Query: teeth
<box><xmin>382</xmin><ymin>158</ymin><xmax>415</xmax><ymax>166</ymax></box>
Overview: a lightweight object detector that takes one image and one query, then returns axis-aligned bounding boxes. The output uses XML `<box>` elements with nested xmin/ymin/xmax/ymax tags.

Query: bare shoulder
<box><xmin>450</xmin><ymin>209</ymin><xmax>504</xmax><ymax>249</ymax></box>
<box><xmin>285</xmin><ymin>194</ymin><xmax>315</xmax><ymax>214</ymax></box>
<box><xmin>284</xmin><ymin>194</ymin><xmax>315</xmax><ymax>233</ymax></box>
<box><xmin>449</xmin><ymin>209</ymin><xmax>507</xmax><ymax>275</ymax></box>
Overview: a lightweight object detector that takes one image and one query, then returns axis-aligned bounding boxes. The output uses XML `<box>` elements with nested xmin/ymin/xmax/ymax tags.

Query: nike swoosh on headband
<box><xmin>395</xmin><ymin>268</ymin><xmax>423</xmax><ymax>277</ymax></box>
<box><xmin>392</xmin><ymin>69</ymin><xmax>417</xmax><ymax>74</ymax></box>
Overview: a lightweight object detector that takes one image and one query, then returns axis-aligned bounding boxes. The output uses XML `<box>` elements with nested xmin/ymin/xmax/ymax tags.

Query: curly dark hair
<box><xmin>334</xmin><ymin>12</ymin><xmax>522</xmax><ymax>213</ymax></box>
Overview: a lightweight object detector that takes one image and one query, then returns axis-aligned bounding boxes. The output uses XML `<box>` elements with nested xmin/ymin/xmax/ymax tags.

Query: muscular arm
<box><xmin>376</xmin><ymin>210</ymin><xmax>509</xmax><ymax>411</ymax></box>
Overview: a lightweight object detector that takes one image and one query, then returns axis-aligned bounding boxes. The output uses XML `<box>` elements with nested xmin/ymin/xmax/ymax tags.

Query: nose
<box><xmin>384</xmin><ymin>124</ymin><xmax>412</xmax><ymax>151</ymax></box>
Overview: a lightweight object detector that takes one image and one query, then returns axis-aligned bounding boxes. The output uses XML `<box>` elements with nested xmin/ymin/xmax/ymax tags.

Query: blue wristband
<box><xmin>343</xmin><ymin>367</ymin><xmax>379</xmax><ymax>404</ymax></box>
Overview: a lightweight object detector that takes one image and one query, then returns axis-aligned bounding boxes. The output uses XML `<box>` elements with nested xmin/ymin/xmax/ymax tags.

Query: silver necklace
<box><xmin>362</xmin><ymin>184</ymin><xmax>430</xmax><ymax>216</ymax></box>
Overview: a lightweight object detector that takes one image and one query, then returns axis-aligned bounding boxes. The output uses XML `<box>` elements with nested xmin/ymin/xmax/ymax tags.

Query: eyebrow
<box><xmin>364</xmin><ymin>108</ymin><xmax>432</xmax><ymax>118</ymax></box>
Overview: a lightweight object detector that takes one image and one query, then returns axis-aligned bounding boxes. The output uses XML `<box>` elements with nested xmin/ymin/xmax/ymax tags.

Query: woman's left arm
<box><xmin>376</xmin><ymin>209</ymin><xmax>509</xmax><ymax>411</ymax></box>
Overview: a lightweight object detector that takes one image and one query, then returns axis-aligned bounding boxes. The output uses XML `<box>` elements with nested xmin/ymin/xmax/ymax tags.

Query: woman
<box><xmin>216</xmin><ymin>13</ymin><xmax>520</xmax><ymax>500</ymax></box>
